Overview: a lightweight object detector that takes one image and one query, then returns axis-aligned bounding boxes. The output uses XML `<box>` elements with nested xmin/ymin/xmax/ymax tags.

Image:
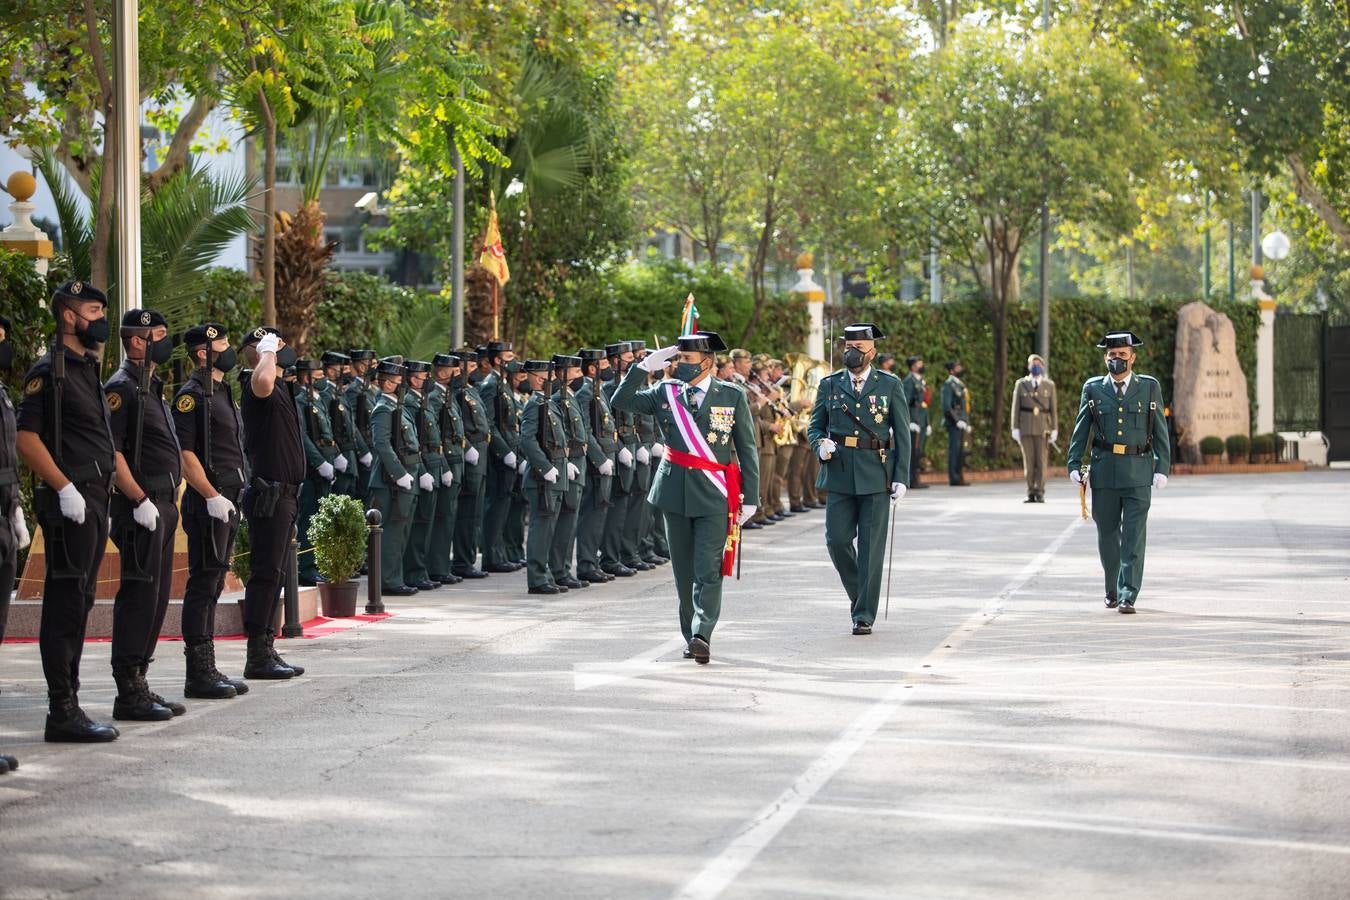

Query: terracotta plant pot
<box><xmin>1202</xmin><ymin>453</ymin><xmax>1223</xmax><ymax>465</ymax></box>
<box><xmin>1227</xmin><ymin>452</ymin><xmax>1245</xmax><ymax>465</ymax></box>
<box><xmin>318</xmin><ymin>580</ymin><xmax>359</xmax><ymax>618</ymax></box>
<box><xmin>1253</xmin><ymin>453</ymin><xmax>1275</xmax><ymax>464</ymax></box>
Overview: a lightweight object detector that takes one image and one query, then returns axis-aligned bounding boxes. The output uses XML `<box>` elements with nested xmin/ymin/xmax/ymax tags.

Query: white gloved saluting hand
<box><xmin>256</xmin><ymin>333</ymin><xmax>281</xmax><ymax>356</ymax></box>
<box><xmin>638</xmin><ymin>345</ymin><xmax>679</xmax><ymax>372</ymax></box>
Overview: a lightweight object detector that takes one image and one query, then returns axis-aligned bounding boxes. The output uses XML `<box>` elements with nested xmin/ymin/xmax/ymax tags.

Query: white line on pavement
<box><xmin>805</xmin><ymin>803</ymin><xmax>1350</xmax><ymax>856</ymax></box>
<box><xmin>670</xmin><ymin>517</ymin><xmax>1083</xmax><ymax>900</ymax></box>
<box><xmin>573</xmin><ymin>635</ymin><xmax>691</xmax><ymax>690</ymax></box>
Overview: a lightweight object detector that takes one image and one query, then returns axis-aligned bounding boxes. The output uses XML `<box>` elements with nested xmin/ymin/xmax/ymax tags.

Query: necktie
<box><xmin>1115</xmin><ymin>380</ymin><xmax>1125</xmax><ymax>400</ymax></box>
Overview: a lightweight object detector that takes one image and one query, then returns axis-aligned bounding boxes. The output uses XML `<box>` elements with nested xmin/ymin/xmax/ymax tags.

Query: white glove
<box><xmin>543</xmin><ymin>467</ymin><xmax>559</xmax><ymax>484</ymax></box>
<box><xmin>926</xmin><ymin>425</ymin><xmax>932</xmax><ymax>437</ymax></box>
<box><xmin>567</xmin><ymin>462</ymin><xmax>580</xmax><ymax>482</ymax></box>
<box><xmin>441</xmin><ymin>470</ymin><xmax>454</xmax><ymax>487</ymax></box>
<box><xmin>503</xmin><ymin>451</ymin><xmax>517</xmax><ymax>468</ymax></box>
<box><xmin>909</xmin><ymin>422</ymin><xmax>920</xmax><ymax>433</ymax></box>
<box><xmin>1049</xmin><ymin>430</ymin><xmax>1058</xmax><ymax>444</ymax></box>
<box><xmin>133</xmin><ymin>498</ymin><xmax>160</xmax><ymax>531</ymax></box>
<box><xmin>517</xmin><ymin>459</ymin><xmax>529</xmax><ymax>475</ymax></box>
<box><xmin>317</xmin><ymin>461</ymin><xmax>335</xmax><ymax>481</ymax></box>
<box><xmin>817</xmin><ymin>438</ymin><xmax>837</xmax><ymax>460</ymax></box>
<box><xmin>360</xmin><ymin>452</ymin><xmax>373</xmax><ymax>467</ymax></box>
<box><xmin>957</xmin><ymin>420</ymin><xmax>971</xmax><ymax>433</ymax></box>
<box><xmin>396</xmin><ymin>473</ymin><xmax>414</xmax><ymax>490</ymax></box>
<box><xmin>1153</xmin><ymin>473</ymin><xmax>1168</xmax><ymax>490</ymax></box>
<box><xmin>651</xmin><ymin>442</ymin><xmax>665</xmax><ymax>458</ymax></box>
<box><xmin>58</xmin><ymin>483</ymin><xmax>86</xmax><ymax>524</ymax></box>
<box><xmin>738</xmin><ymin>504</ymin><xmax>757</xmax><ymax>526</ymax></box>
<box><xmin>598</xmin><ymin>458</ymin><xmax>615</xmax><ymax>477</ymax></box>
<box><xmin>419</xmin><ymin>472</ymin><xmax>434</xmax><ymax>491</ymax></box>
<box><xmin>618</xmin><ymin>447</ymin><xmax>634</xmax><ymax>467</ymax></box>
<box><xmin>205</xmin><ymin>494</ymin><xmax>235</xmax><ymax>523</ymax></box>
<box><xmin>11</xmin><ymin>505</ymin><xmax>30</xmax><ymax>550</ymax></box>
<box><xmin>638</xmin><ymin>345</ymin><xmax>679</xmax><ymax>372</ymax></box>
<box><xmin>636</xmin><ymin>447</ymin><xmax>650</xmax><ymax>465</ymax></box>
<box><xmin>890</xmin><ymin>482</ymin><xmax>906</xmax><ymax>502</ymax></box>
<box><xmin>465</xmin><ymin>446</ymin><xmax>480</xmax><ymax>466</ymax></box>
<box><xmin>256</xmin><ymin>333</ymin><xmax>280</xmax><ymax>355</ymax></box>
<box><xmin>1012</xmin><ymin>428</ymin><xmax>1021</xmax><ymax>443</ymax></box>
<box><xmin>1070</xmin><ymin>470</ymin><xmax>1085</xmax><ymax>485</ymax></box>
<box><xmin>334</xmin><ymin>454</ymin><xmax>349</xmax><ymax>473</ymax></box>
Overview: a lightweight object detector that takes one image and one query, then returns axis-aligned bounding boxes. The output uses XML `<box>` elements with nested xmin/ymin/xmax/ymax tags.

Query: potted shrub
<box><xmin>1199</xmin><ymin>436</ymin><xmax>1224</xmax><ymax>465</ymax></box>
<box><xmin>1250</xmin><ymin>433</ymin><xmax>1275</xmax><ymax>464</ymax></box>
<box><xmin>1225</xmin><ymin>434</ymin><xmax>1250</xmax><ymax>465</ymax></box>
<box><xmin>308</xmin><ymin>493</ymin><xmax>368</xmax><ymax>617</ymax></box>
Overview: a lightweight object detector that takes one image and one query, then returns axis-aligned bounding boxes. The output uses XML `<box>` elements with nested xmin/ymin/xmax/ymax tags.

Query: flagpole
<box><xmin>492</xmin><ymin>280</ymin><xmax>500</xmax><ymax>340</ymax></box>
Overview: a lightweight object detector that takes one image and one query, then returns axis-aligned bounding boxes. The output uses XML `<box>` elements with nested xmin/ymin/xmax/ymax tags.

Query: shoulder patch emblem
<box><xmin>106</xmin><ymin>391</ymin><xmax>123</xmax><ymax>411</ymax></box>
<box><xmin>176</xmin><ymin>394</ymin><xmax>196</xmax><ymax>413</ymax></box>
<box><xmin>24</xmin><ymin>377</ymin><xmax>43</xmax><ymax>396</ymax></box>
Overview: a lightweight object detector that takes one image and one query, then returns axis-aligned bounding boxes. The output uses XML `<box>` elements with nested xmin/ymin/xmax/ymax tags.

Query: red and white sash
<box><xmin>665</xmin><ymin>381</ymin><xmax>727</xmax><ymax>497</ymax></box>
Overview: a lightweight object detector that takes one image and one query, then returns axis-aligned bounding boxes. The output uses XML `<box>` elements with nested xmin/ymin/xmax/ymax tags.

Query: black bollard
<box><xmin>365</xmin><ymin>508</ymin><xmax>384</xmax><ymax>614</ymax></box>
<box><xmin>282</xmin><ymin>524</ymin><xmax>303</xmax><ymax>637</ymax></box>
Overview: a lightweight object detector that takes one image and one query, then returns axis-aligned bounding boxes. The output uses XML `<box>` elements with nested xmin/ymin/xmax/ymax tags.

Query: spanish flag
<box><xmin>679</xmin><ymin>293</ymin><xmax>699</xmax><ymax>336</ymax></box>
<box><xmin>478</xmin><ymin>193</ymin><xmax>510</xmax><ymax>286</ymax></box>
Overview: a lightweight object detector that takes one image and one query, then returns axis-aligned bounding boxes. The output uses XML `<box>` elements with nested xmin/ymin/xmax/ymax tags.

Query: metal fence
<box><xmin>1274</xmin><ymin>313</ymin><xmax>1324</xmax><ymax>432</ymax></box>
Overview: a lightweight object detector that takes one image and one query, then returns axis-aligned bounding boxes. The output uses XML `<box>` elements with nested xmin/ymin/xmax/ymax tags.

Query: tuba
<box><xmin>784</xmin><ymin>352</ymin><xmax>827</xmax><ymax>442</ymax></box>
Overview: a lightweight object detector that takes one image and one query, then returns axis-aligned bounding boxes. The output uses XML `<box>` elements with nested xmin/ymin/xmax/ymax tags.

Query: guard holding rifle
<box><xmin>402</xmin><ymin>360</ymin><xmax>442</xmax><ymax>592</ymax></box>
<box><xmin>575</xmin><ymin>348</ymin><xmax>618</xmax><ymax>584</ymax></box>
<box><xmin>809</xmin><ymin>323</ymin><xmax>911</xmax><ymax>635</ymax></box>
<box><xmin>941</xmin><ymin>360</ymin><xmax>971</xmax><ymax>486</ymax></box>
<box><xmin>105</xmin><ymin>308</ymin><xmax>185</xmax><ymax>721</ymax></box>
<box><xmin>294</xmin><ymin>358</ymin><xmax>336</xmax><ymax>586</ymax></box>
<box><xmin>15</xmin><ymin>281</ymin><xmax>119</xmax><ymax>741</ymax></box>
<box><xmin>519</xmin><ymin>359</ymin><xmax>569</xmax><ymax>594</ymax></box>
<box><xmin>237</xmin><ymin>326</ymin><xmax>306</xmax><ymax>679</ymax></box>
<box><xmin>549</xmin><ymin>354</ymin><xmax>590</xmax><ymax>591</ymax></box>
<box><xmin>345</xmin><ymin>348</ymin><xmax>378</xmax><ymax>500</ymax></box>
<box><xmin>319</xmin><ymin>351</ymin><xmax>361</xmax><ymax>498</ymax></box>
<box><xmin>174</xmin><ymin>322</ymin><xmax>248</xmax><ymax>700</ymax></box>
<box><xmin>610</xmin><ymin>332</ymin><xmax>759</xmax><ymax>665</ymax></box>
<box><xmin>601</xmin><ymin>341</ymin><xmax>645</xmax><ymax>576</ymax></box>
<box><xmin>367</xmin><ymin>357</ymin><xmax>424</xmax><ymax>596</ymax></box>
<box><xmin>428</xmin><ymin>353</ymin><xmax>464</xmax><ymax>585</ymax></box>
<box><xmin>451</xmin><ymin>348</ymin><xmax>490</xmax><ymax>580</ymax></box>
<box><xmin>479</xmin><ymin>341</ymin><xmax>523</xmax><ymax>574</ymax></box>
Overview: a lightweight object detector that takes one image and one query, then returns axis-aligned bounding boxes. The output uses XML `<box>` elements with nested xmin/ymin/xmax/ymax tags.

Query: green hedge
<box><xmin>829</xmin><ymin>295</ymin><xmax>1261</xmax><ymax>471</ymax></box>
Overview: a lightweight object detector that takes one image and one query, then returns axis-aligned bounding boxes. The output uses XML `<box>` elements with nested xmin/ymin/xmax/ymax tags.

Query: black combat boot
<box><xmin>139</xmin><ymin>660</ymin><xmax>186</xmax><ymax>715</ymax></box>
<box><xmin>264</xmin><ymin>632</ymin><xmax>304</xmax><ymax>676</ymax></box>
<box><xmin>112</xmin><ymin>666</ymin><xmax>174</xmax><ymax>721</ymax></box>
<box><xmin>45</xmin><ymin>693</ymin><xmax>119</xmax><ymax>742</ymax></box>
<box><xmin>243</xmin><ymin>633</ymin><xmax>295</xmax><ymax>680</ymax></box>
<box><xmin>203</xmin><ymin>639</ymin><xmax>248</xmax><ymax>695</ymax></box>
<box><xmin>183</xmin><ymin>641</ymin><xmax>237</xmax><ymax>699</ymax></box>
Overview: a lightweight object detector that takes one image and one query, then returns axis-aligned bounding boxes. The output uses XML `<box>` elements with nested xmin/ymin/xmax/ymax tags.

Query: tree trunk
<box><xmin>1288</xmin><ymin>154</ymin><xmax>1350</xmax><ymax>252</ymax></box>
<box><xmin>261</xmin><ymin>96</ymin><xmax>278</xmax><ymax>327</ymax></box>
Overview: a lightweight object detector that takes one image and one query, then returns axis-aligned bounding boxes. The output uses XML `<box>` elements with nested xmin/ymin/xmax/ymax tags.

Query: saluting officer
<box><xmin>237</xmin><ymin>327</ymin><xmax>307</xmax><ymax>679</ymax></box>
<box><xmin>402</xmin><ymin>360</ymin><xmax>442</xmax><ymax>591</ymax></box>
<box><xmin>941</xmin><ymin>360</ymin><xmax>972</xmax><ymax>486</ymax></box>
<box><xmin>601</xmin><ymin>341</ymin><xmax>646</xmax><ymax>576</ymax></box>
<box><xmin>451</xmin><ymin>348</ymin><xmax>490</xmax><ymax>579</ymax></box>
<box><xmin>519</xmin><ymin>360</ymin><xmax>568</xmax><ymax>594</ymax></box>
<box><xmin>368</xmin><ymin>358</ymin><xmax>425</xmax><ymax>595</ymax></box>
<box><xmin>174</xmin><ymin>322</ymin><xmax>248</xmax><ymax>700</ymax></box>
<box><xmin>1</xmin><ymin>315</ymin><xmax>31</xmax><ymax>772</ymax></box>
<box><xmin>575</xmin><ymin>348</ymin><xmax>618</xmax><ymax>584</ymax></box>
<box><xmin>345</xmin><ymin>348</ymin><xmax>378</xmax><ymax>500</ymax></box>
<box><xmin>902</xmin><ymin>355</ymin><xmax>931</xmax><ymax>489</ymax></box>
<box><xmin>549</xmin><ymin>355</ymin><xmax>590</xmax><ymax>591</ymax></box>
<box><xmin>1067</xmin><ymin>331</ymin><xmax>1171</xmax><ymax>613</ymax></box>
<box><xmin>809</xmin><ymin>323</ymin><xmax>912</xmax><ymax>635</ymax></box>
<box><xmin>1011</xmin><ymin>353</ymin><xmax>1058</xmax><ymax>503</ymax></box>
<box><xmin>610</xmin><ymin>333</ymin><xmax>758</xmax><ymax>664</ymax></box>
<box><xmin>427</xmin><ymin>353</ymin><xmax>463</xmax><ymax>585</ymax></box>
<box><xmin>294</xmin><ymin>358</ymin><xmax>336</xmax><ymax>586</ymax></box>
<box><xmin>318</xmin><ymin>351</ymin><xmax>360</xmax><ymax>498</ymax></box>
<box><xmin>16</xmin><ymin>281</ymin><xmax>119</xmax><ymax>741</ymax></box>
<box><xmin>105</xmin><ymin>308</ymin><xmax>185</xmax><ymax>721</ymax></box>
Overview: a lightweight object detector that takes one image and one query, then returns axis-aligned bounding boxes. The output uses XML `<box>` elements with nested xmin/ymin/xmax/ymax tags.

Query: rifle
<box><xmin>43</xmin><ymin>333</ymin><xmax>81</xmax><ymax>577</ymax></box>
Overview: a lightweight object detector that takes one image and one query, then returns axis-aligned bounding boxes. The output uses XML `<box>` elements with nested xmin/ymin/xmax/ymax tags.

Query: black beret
<box><xmin>1097</xmin><ymin>331</ymin><xmax>1144</xmax><ymax>349</ymax></box>
<box><xmin>241</xmin><ymin>326</ymin><xmax>282</xmax><ymax>348</ymax></box>
<box><xmin>121</xmin><ymin>308</ymin><xmax>167</xmax><ymax>329</ymax></box>
<box><xmin>51</xmin><ymin>280</ymin><xmax>107</xmax><ymax>310</ymax></box>
<box><xmin>320</xmin><ymin>351</ymin><xmax>350</xmax><ymax>366</ymax></box>
<box><xmin>347</xmin><ymin>348</ymin><xmax>376</xmax><ymax>361</ymax></box>
<box><xmin>183</xmin><ymin>322</ymin><xmax>228</xmax><ymax>346</ymax></box>
<box><xmin>605</xmin><ymin>341</ymin><xmax>632</xmax><ymax>357</ymax></box>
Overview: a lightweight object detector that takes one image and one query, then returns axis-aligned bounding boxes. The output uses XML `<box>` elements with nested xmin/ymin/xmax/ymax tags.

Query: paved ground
<box><xmin>2</xmin><ymin>471</ymin><xmax>1348</xmax><ymax>900</ymax></box>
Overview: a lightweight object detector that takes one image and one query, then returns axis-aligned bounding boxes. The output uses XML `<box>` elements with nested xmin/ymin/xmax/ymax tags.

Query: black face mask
<box><xmin>212</xmin><ymin>346</ymin><xmax>237</xmax><ymax>373</ymax></box>
<box><xmin>842</xmin><ymin>347</ymin><xmax>868</xmax><ymax>370</ymax></box>
<box><xmin>275</xmin><ymin>345</ymin><xmax>298</xmax><ymax>369</ymax></box>
<box><xmin>339</xmin><ymin>372</ymin><xmax>354</xmax><ymax>386</ymax></box>
<box><xmin>0</xmin><ymin>340</ymin><xmax>13</xmax><ymax>372</ymax></box>
<box><xmin>75</xmin><ymin>313</ymin><xmax>110</xmax><ymax>348</ymax></box>
<box><xmin>1106</xmin><ymin>357</ymin><xmax>1129</xmax><ymax>375</ymax></box>
<box><xmin>569</xmin><ymin>376</ymin><xmax>586</xmax><ymax>392</ymax></box>
<box><xmin>915</xmin><ymin>365</ymin><xmax>926</xmax><ymax>376</ymax></box>
<box><xmin>503</xmin><ymin>359</ymin><xmax>522</xmax><ymax>375</ymax></box>
<box><xmin>148</xmin><ymin>336</ymin><xmax>173</xmax><ymax>366</ymax></box>
<box><xmin>599</xmin><ymin>367</ymin><xmax>616</xmax><ymax>382</ymax></box>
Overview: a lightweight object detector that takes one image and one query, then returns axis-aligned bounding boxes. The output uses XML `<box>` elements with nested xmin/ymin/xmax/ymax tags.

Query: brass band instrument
<box><xmin>784</xmin><ymin>352</ymin><xmax>827</xmax><ymax>443</ymax></box>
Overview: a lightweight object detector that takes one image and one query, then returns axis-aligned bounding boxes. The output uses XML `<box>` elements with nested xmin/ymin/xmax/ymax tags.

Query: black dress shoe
<box><xmin>385</xmin><ymin>585</ymin><xmax>418</xmax><ymax>596</ymax></box>
<box><xmin>555</xmin><ymin>583</ymin><xmax>569</xmax><ymax>592</ymax></box>
<box><xmin>1024</xmin><ymin>496</ymin><xmax>1037</xmax><ymax>503</ymax></box>
<box><xmin>0</xmin><ymin>754</ymin><xmax>16</xmax><ymax>771</ymax></box>
<box><xmin>580</xmin><ymin>571</ymin><xmax>608</xmax><ymax>584</ymax></box>
<box><xmin>1037</xmin><ymin>495</ymin><xmax>1046</xmax><ymax>503</ymax></box>
<box><xmin>689</xmin><ymin>636</ymin><xmax>711</xmax><ymax>665</ymax></box>
<box><xmin>789</xmin><ymin>505</ymin><xmax>808</xmax><ymax>513</ymax></box>
<box><xmin>528</xmin><ymin>584</ymin><xmax>560</xmax><ymax>595</ymax></box>
<box><xmin>603</xmin><ymin>565</ymin><xmax>636</xmax><ymax>577</ymax></box>
<box><xmin>484</xmin><ymin>563</ymin><xmax>518</xmax><ymax>574</ymax></box>
<box><xmin>437</xmin><ymin>574</ymin><xmax>463</xmax><ymax>585</ymax></box>
<box><xmin>1119</xmin><ymin>599</ymin><xmax>1136</xmax><ymax>614</ymax></box>
<box><xmin>415</xmin><ymin>580</ymin><xmax>439</xmax><ymax>591</ymax></box>
<box><xmin>852</xmin><ymin>622</ymin><xmax>873</xmax><ymax>635</ymax></box>
<box><xmin>682</xmin><ymin>648</ymin><xmax>694</xmax><ymax>660</ymax></box>
<box><xmin>1104</xmin><ymin>592</ymin><xmax>1120</xmax><ymax>608</ymax></box>
<box><xmin>454</xmin><ymin>568</ymin><xmax>489</xmax><ymax>579</ymax></box>
<box><xmin>642</xmin><ymin>554</ymin><xmax>668</xmax><ymax>565</ymax></box>
<box><xmin>45</xmin><ymin>702</ymin><xmax>119</xmax><ymax>743</ymax></box>
<box><xmin>558</xmin><ymin>576</ymin><xmax>587</xmax><ymax>589</ymax></box>
<box><xmin>627</xmin><ymin>560</ymin><xmax>654</xmax><ymax>572</ymax></box>
<box><xmin>743</xmin><ymin>521</ymin><xmax>763</xmax><ymax>530</ymax></box>
<box><xmin>601</xmin><ymin>571</ymin><xmax>615</xmax><ymax>582</ymax></box>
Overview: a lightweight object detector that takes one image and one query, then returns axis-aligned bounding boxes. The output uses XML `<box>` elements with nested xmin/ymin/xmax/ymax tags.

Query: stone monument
<box><xmin>1172</xmin><ymin>301</ymin><xmax>1251</xmax><ymax>463</ymax></box>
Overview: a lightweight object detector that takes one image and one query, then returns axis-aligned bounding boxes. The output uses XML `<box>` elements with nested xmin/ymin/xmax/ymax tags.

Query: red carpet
<box><xmin>2</xmin><ymin>613</ymin><xmax>394</xmax><ymax>644</ymax></box>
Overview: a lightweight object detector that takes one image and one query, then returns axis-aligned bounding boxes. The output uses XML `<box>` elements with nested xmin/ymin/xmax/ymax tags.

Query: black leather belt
<box><xmin>64</xmin><ymin>461</ymin><xmax>114</xmax><ymax>488</ymax></box>
<box><xmin>1093</xmin><ymin>438</ymin><xmax>1152</xmax><ymax>456</ymax></box>
<box><xmin>400</xmin><ymin>451</ymin><xmax>422</xmax><ymax>467</ymax></box>
<box><xmin>829</xmin><ymin>431</ymin><xmax>890</xmax><ymax>451</ymax></box>
<box><xmin>211</xmin><ymin>467</ymin><xmax>245</xmax><ymax>489</ymax></box>
<box><xmin>136</xmin><ymin>471</ymin><xmax>180</xmax><ymax>497</ymax></box>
